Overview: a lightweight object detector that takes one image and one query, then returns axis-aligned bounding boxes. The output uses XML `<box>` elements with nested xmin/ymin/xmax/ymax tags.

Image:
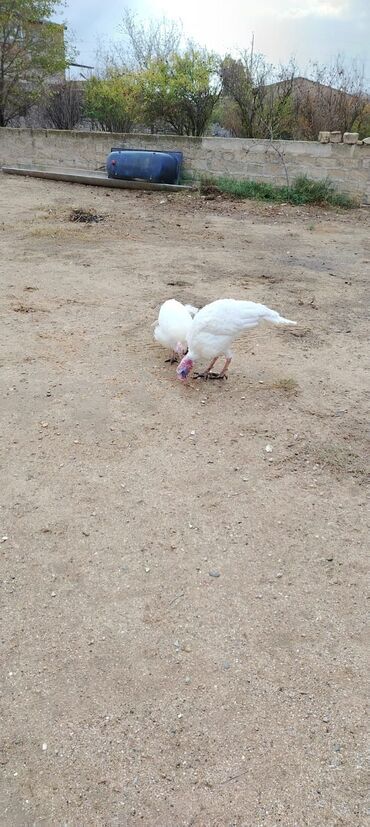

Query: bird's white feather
<box><xmin>187</xmin><ymin>299</ymin><xmax>296</xmax><ymax>361</ymax></box>
<box><xmin>183</xmin><ymin>304</ymin><xmax>199</xmax><ymax>317</ymax></box>
<box><xmin>154</xmin><ymin>299</ymin><xmax>199</xmax><ymax>352</ymax></box>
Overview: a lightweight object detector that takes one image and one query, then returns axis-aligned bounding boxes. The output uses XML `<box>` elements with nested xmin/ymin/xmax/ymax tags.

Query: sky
<box><xmin>58</xmin><ymin>0</ymin><xmax>370</xmax><ymax>85</ymax></box>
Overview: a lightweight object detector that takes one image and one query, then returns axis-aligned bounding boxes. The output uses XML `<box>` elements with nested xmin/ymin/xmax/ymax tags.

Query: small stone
<box><xmin>144</xmin><ymin>567</ymin><xmax>150</xmax><ymax>573</ymax></box>
<box><xmin>42</xmin><ymin>743</ymin><xmax>48</xmax><ymax>751</ymax></box>
<box><xmin>178</xmin><ymin>713</ymin><xmax>183</xmax><ymax>719</ymax></box>
<box><xmin>322</xmin><ymin>715</ymin><xmax>330</xmax><ymax>723</ymax></box>
<box><xmin>223</xmin><ymin>661</ymin><xmax>231</xmax><ymax>670</ymax></box>
<box><xmin>41</xmin><ymin>422</ymin><xmax>48</xmax><ymax>428</ymax></box>
<box><xmin>276</xmin><ymin>572</ymin><xmax>283</xmax><ymax>578</ymax></box>
<box><xmin>330</xmin><ymin>131</ymin><xmax>342</xmax><ymax>143</ymax></box>
<box><xmin>265</xmin><ymin>444</ymin><xmax>273</xmax><ymax>453</ymax></box>
<box><xmin>343</xmin><ymin>132</ymin><xmax>359</xmax><ymax>144</ymax></box>
<box><xmin>318</xmin><ymin>131</ymin><xmax>330</xmax><ymax>143</ymax></box>
<box><xmin>51</xmin><ymin>591</ymin><xmax>56</xmax><ymax>597</ymax></box>
<box><xmin>209</xmin><ymin>570</ymin><xmax>220</xmax><ymax>578</ymax></box>
<box><xmin>82</xmin><ymin>530</ymin><xmax>90</xmax><ymax>537</ymax></box>
<box><xmin>1</xmin><ymin>535</ymin><xmax>8</xmax><ymax>543</ymax></box>
<box><xmin>190</xmin><ymin>430</ymin><xmax>195</xmax><ymax>436</ymax></box>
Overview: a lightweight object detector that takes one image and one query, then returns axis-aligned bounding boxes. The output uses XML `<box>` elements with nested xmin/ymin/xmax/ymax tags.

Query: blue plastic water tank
<box><xmin>106</xmin><ymin>148</ymin><xmax>183</xmax><ymax>184</ymax></box>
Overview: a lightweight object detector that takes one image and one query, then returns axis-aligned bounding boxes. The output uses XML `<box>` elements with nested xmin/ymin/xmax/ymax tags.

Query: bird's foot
<box><xmin>165</xmin><ymin>356</ymin><xmax>178</xmax><ymax>364</ymax></box>
<box><xmin>193</xmin><ymin>371</ymin><xmax>209</xmax><ymax>380</ymax></box>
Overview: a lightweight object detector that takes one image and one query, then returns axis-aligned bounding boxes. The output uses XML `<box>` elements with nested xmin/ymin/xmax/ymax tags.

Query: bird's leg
<box><xmin>208</xmin><ymin>356</ymin><xmax>232</xmax><ymax>380</ymax></box>
<box><xmin>194</xmin><ymin>357</ymin><xmax>218</xmax><ymax>379</ymax></box>
<box><xmin>165</xmin><ymin>350</ymin><xmax>178</xmax><ymax>364</ymax></box>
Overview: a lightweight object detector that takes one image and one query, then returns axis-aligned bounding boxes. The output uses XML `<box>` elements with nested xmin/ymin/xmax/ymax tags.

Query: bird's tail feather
<box><xmin>275</xmin><ymin>315</ymin><xmax>297</xmax><ymax>326</ymax></box>
<box><xmin>262</xmin><ymin>307</ymin><xmax>297</xmax><ymax>326</ymax></box>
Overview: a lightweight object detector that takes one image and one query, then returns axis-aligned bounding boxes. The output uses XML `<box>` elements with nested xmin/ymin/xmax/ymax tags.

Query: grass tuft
<box><xmin>199</xmin><ymin>174</ymin><xmax>354</xmax><ymax>208</ymax></box>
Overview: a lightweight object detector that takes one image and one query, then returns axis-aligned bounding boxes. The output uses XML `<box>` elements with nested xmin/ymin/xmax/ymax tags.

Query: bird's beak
<box><xmin>176</xmin><ymin>365</ymin><xmax>189</xmax><ymax>381</ymax></box>
<box><xmin>177</xmin><ymin>369</ymin><xmax>188</xmax><ymax>380</ymax></box>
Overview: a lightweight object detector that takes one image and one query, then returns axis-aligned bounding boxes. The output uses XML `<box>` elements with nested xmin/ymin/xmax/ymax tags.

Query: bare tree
<box><xmin>220</xmin><ymin>52</ymin><xmax>270</xmax><ymax>138</ymax></box>
<box><xmin>261</xmin><ymin>60</ymin><xmax>298</xmax><ymax>139</ymax></box>
<box><xmin>119</xmin><ymin>9</ymin><xmax>182</xmax><ymax>69</ymax></box>
<box><xmin>44</xmin><ymin>81</ymin><xmax>84</xmax><ymax>129</ymax></box>
<box><xmin>294</xmin><ymin>56</ymin><xmax>368</xmax><ymax>139</ymax></box>
<box><xmin>96</xmin><ymin>10</ymin><xmax>183</xmax><ymax>75</ymax></box>
<box><xmin>220</xmin><ymin>51</ymin><xmax>297</xmax><ymax>139</ymax></box>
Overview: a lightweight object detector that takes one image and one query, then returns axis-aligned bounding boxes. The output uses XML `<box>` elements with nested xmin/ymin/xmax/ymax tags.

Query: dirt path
<box><xmin>0</xmin><ymin>175</ymin><xmax>369</xmax><ymax>826</ymax></box>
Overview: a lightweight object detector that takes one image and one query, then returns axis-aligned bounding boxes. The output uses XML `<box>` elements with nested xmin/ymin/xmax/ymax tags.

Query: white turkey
<box><xmin>154</xmin><ymin>299</ymin><xmax>198</xmax><ymax>363</ymax></box>
<box><xmin>176</xmin><ymin>299</ymin><xmax>297</xmax><ymax>380</ymax></box>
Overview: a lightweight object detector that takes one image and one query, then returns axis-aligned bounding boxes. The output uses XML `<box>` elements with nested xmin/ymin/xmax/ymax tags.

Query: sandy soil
<box><xmin>0</xmin><ymin>174</ymin><xmax>369</xmax><ymax>827</ymax></box>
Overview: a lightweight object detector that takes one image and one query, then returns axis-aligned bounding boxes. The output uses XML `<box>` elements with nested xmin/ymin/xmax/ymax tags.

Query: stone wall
<box><xmin>1</xmin><ymin>127</ymin><xmax>369</xmax><ymax>203</ymax></box>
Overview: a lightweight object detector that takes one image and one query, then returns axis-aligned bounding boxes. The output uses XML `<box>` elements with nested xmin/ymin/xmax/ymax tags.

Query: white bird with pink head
<box><xmin>176</xmin><ymin>298</ymin><xmax>297</xmax><ymax>381</ymax></box>
<box><xmin>153</xmin><ymin>298</ymin><xmax>198</xmax><ymax>363</ymax></box>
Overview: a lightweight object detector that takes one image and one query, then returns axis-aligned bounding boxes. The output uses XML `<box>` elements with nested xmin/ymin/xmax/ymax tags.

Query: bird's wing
<box><xmin>191</xmin><ymin>300</ymin><xmax>263</xmax><ymax>339</ymax></box>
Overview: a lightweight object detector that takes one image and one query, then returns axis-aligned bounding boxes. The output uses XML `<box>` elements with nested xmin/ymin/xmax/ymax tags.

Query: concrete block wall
<box><xmin>1</xmin><ymin>127</ymin><xmax>369</xmax><ymax>203</ymax></box>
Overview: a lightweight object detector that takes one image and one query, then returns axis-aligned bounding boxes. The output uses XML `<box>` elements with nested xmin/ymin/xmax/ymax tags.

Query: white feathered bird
<box><xmin>154</xmin><ymin>299</ymin><xmax>198</xmax><ymax>363</ymax></box>
<box><xmin>176</xmin><ymin>299</ymin><xmax>297</xmax><ymax>381</ymax></box>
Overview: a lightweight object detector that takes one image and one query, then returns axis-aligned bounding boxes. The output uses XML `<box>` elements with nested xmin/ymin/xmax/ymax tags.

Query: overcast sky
<box><xmin>59</xmin><ymin>0</ymin><xmax>370</xmax><ymax>84</ymax></box>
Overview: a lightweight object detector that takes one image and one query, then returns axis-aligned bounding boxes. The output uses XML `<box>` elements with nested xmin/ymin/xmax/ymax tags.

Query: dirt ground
<box><xmin>0</xmin><ymin>173</ymin><xmax>369</xmax><ymax>827</ymax></box>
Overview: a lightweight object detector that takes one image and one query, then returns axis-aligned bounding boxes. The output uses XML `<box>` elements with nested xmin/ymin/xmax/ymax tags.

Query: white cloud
<box><xmin>279</xmin><ymin>1</ymin><xmax>349</xmax><ymax>19</ymax></box>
